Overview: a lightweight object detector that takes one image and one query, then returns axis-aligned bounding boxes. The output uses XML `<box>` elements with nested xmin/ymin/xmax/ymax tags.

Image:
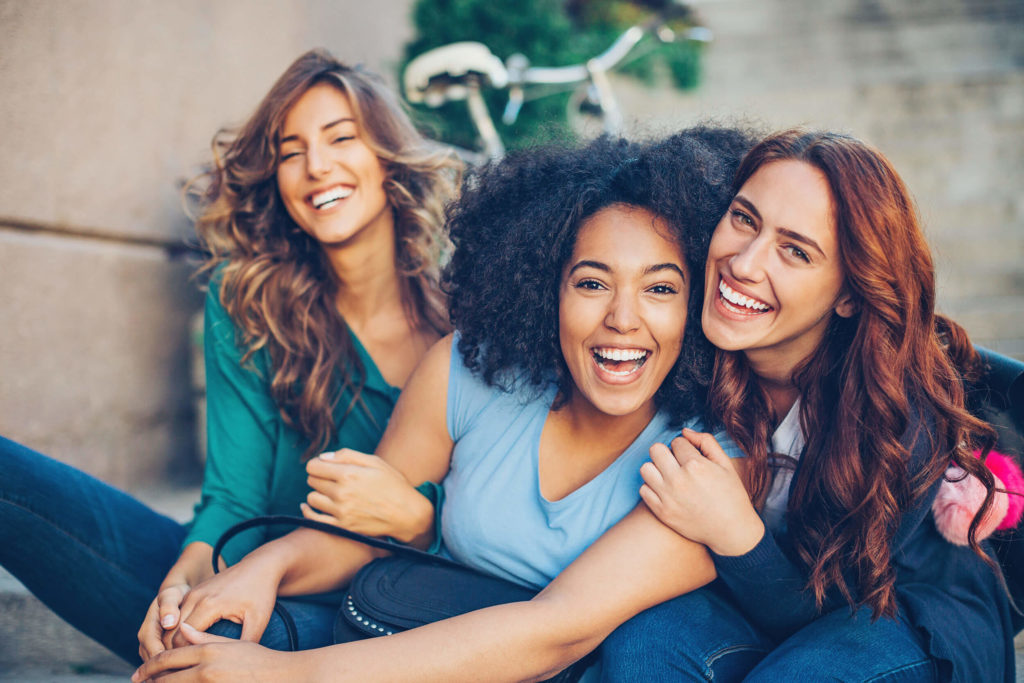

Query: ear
<box><xmin>834</xmin><ymin>292</ymin><xmax>857</xmax><ymax>318</ymax></box>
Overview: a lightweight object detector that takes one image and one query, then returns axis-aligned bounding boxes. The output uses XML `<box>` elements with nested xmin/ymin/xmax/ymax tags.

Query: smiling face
<box><xmin>275</xmin><ymin>83</ymin><xmax>392</xmax><ymax>249</ymax></box>
<box><xmin>702</xmin><ymin>159</ymin><xmax>856</xmax><ymax>381</ymax></box>
<box><xmin>558</xmin><ymin>204</ymin><xmax>689</xmax><ymax>421</ymax></box>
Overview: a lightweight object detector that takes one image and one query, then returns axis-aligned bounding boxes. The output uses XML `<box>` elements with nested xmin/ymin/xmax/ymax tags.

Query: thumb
<box><xmin>681</xmin><ymin>428</ymin><xmax>734</xmax><ymax>468</ymax></box>
<box><xmin>180</xmin><ymin>622</ymin><xmax>233</xmax><ymax>645</ymax></box>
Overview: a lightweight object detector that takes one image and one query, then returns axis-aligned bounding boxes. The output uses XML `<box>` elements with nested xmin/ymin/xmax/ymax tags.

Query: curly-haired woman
<box><xmin>598</xmin><ymin>130</ymin><xmax>1015</xmax><ymax>682</ymax></box>
<box><xmin>131</xmin><ymin>128</ymin><xmax>758</xmax><ymax>681</ymax></box>
<box><xmin>0</xmin><ymin>48</ymin><xmax>459</xmax><ymax>664</ymax></box>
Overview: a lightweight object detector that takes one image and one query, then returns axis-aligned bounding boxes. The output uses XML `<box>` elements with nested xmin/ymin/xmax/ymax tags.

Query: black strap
<box><xmin>211</xmin><ymin>514</ymin><xmax>464</xmax><ymax>576</ymax></box>
<box><xmin>211</xmin><ymin>515</ymin><xmax>467</xmax><ymax>653</ymax></box>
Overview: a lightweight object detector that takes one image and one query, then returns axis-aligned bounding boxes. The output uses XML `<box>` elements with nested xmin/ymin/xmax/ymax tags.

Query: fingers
<box><xmin>638</xmin><ymin>482</ymin><xmax>661</xmax><ymax>511</ymax></box>
<box><xmin>132</xmin><ymin>644</ymin><xmax>203</xmax><ymax>682</ymax></box>
<box><xmin>306</xmin><ymin>449</ymin><xmax>381</xmax><ymax>476</ymax></box>
<box><xmin>182</xmin><ymin>622</ymin><xmax>234</xmax><ymax>645</ymax></box>
<box><xmin>157</xmin><ymin>584</ymin><xmax>188</xmax><ymax>630</ymax></box>
<box><xmin>305</xmin><ymin>490</ymin><xmax>338</xmax><ymax>515</ymax></box>
<box><xmin>300</xmin><ymin>502</ymin><xmax>340</xmax><ymax>526</ymax></box>
<box><xmin>138</xmin><ymin>601</ymin><xmax>167</xmax><ymax>661</ymax></box>
<box><xmin>680</xmin><ymin>428</ymin><xmax>734</xmax><ymax>467</ymax></box>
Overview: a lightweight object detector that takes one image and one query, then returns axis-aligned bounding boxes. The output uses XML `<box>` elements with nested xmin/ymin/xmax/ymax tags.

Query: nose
<box><xmin>305</xmin><ymin>143</ymin><xmax>332</xmax><ymax>178</ymax></box>
<box><xmin>729</xmin><ymin>232</ymin><xmax>770</xmax><ymax>283</ymax></box>
<box><xmin>604</xmin><ymin>290</ymin><xmax>641</xmax><ymax>334</ymax></box>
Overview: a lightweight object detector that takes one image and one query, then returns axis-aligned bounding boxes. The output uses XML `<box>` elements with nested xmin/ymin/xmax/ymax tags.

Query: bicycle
<box><xmin>401</xmin><ymin>0</ymin><xmax>712</xmax><ymax>164</ymax></box>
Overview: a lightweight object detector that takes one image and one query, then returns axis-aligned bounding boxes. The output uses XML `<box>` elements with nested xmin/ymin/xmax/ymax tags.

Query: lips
<box><xmin>309</xmin><ymin>185</ymin><xmax>354</xmax><ymax>210</ymax></box>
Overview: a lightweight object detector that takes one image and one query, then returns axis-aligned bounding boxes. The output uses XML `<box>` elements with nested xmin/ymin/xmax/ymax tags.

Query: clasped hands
<box><xmin>138</xmin><ymin>449</ymin><xmax>425</xmax><ymax>664</ymax></box>
<box><xmin>640</xmin><ymin>428</ymin><xmax>765</xmax><ymax>557</ymax></box>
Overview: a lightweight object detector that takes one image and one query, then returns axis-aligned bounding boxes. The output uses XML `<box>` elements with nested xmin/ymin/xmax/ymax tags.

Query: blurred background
<box><xmin>0</xmin><ymin>0</ymin><xmax>1022</xmax><ymax>675</ymax></box>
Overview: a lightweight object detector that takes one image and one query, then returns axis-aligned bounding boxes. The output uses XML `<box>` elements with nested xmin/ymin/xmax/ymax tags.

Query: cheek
<box><xmin>651</xmin><ymin>304</ymin><xmax>688</xmax><ymax>357</ymax></box>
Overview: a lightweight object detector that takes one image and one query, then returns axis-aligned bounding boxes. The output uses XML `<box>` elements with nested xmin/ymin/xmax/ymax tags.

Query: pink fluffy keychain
<box><xmin>932</xmin><ymin>451</ymin><xmax>1024</xmax><ymax>545</ymax></box>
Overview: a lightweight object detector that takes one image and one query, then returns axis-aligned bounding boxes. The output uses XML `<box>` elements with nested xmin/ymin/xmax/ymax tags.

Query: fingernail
<box><xmin>181</xmin><ymin>622</ymin><xmax>197</xmax><ymax>632</ymax></box>
<box><xmin>320</xmin><ymin>451</ymin><xmax>336</xmax><ymax>460</ymax></box>
<box><xmin>161</xmin><ymin>615</ymin><xmax>175</xmax><ymax>628</ymax></box>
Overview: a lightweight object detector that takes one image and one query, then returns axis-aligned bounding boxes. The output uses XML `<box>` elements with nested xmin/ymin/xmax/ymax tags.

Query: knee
<box><xmin>600</xmin><ymin>590</ymin><xmax>769</xmax><ymax>683</ymax></box>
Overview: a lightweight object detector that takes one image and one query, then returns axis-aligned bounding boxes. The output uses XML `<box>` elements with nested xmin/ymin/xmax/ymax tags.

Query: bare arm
<box><xmin>164</xmin><ymin>336</ymin><xmax>456</xmax><ymax>642</ymax></box>
<box><xmin>136</xmin><ymin>500</ymin><xmax>716</xmax><ymax>682</ymax></box>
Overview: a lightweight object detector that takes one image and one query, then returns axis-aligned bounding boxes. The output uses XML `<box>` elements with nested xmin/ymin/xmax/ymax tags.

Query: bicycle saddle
<box><xmin>404</xmin><ymin>42</ymin><xmax>509</xmax><ymax>107</ymax></box>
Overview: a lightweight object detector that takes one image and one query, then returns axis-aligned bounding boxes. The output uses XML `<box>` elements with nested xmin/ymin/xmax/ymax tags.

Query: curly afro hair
<box><xmin>445</xmin><ymin>126</ymin><xmax>756</xmax><ymax>424</ymax></box>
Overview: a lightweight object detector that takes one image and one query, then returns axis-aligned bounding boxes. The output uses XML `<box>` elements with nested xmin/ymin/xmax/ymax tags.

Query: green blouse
<box><xmin>183</xmin><ymin>281</ymin><xmax>432</xmax><ymax>564</ymax></box>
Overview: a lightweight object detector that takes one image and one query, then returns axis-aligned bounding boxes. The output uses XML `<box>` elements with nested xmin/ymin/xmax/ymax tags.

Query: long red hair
<box><xmin>711</xmin><ymin>130</ymin><xmax>997</xmax><ymax>617</ymax></box>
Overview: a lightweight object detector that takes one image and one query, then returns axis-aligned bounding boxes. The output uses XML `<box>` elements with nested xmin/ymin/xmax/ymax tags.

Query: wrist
<box><xmin>396</xmin><ymin>490</ymin><xmax>436</xmax><ymax>546</ymax></box>
<box><xmin>708</xmin><ymin>512</ymin><xmax>765</xmax><ymax>557</ymax></box>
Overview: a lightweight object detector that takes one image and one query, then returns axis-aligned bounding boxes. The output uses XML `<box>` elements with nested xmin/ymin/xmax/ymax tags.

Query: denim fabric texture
<box><xmin>0</xmin><ymin>435</ymin><xmax>187</xmax><ymax>664</ymax></box>
<box><xmin>207</xmin><ymin>598</ymin><xmax>341</xmax><ymax>650</ymax></box>
<box><xmin>600</xmin><ymin>582</ymin><xmax>936</xmax><ymax>682</ymax></box>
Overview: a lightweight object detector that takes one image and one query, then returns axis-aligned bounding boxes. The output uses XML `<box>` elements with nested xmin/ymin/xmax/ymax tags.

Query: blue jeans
<box><xmin>0</xmin><ymin>436</ymin><xmax>340</xmax><ymax>663</ymax></box>
<box><xmin>0</xmin><ymin>435</ymin><xmax>187</xmax><ymax>664</ymax></box>
<box><xmin>600</xmin><ymin>583</ymin><xmax>936</xmax><ymax>682</ymax></box>
<box><xmin>207</xmin><ymin>598</ymin><xmax>342</xmax><ymax>649</ymax></box>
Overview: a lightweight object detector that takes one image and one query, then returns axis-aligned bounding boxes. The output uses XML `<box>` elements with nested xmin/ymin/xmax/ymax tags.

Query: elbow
<box><xmin>525</xmin><ymin>639</ymin><xmax>601</xmax><ymax>683</ymax></box>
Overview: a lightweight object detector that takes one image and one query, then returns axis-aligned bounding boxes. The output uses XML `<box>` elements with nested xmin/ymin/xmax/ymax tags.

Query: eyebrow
<box><xmin>732</xmin><ymin>195</ymin><xmax>826</xmax><ymax>258</ymax></box>
<box><xmin>568</xmin><ymin>260</ymin><xmax>686</xmax><ymax>280</ymax></box>
<box><xmin>279</xmin><ymin>117</ymin><xmax>356</xmax><ymax>144</ymax></box>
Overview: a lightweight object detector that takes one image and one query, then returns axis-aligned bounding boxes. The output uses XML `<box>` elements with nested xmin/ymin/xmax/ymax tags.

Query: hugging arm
<box><xmin>135</xmin><ymin>501</ymin><xmax>717</xmax><ymax>682</ymax></box>
<box><xmin>645</xmin><ymin>419</ymin><xmax>942</xmax><ymax>641</ymax></box>
<box><xmin>154</xmin><ymin>335</ymin><xmax>456</xmax><ymax>652</ymax></box>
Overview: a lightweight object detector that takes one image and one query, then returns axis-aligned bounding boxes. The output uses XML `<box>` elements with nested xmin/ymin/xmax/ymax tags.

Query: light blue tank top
<box><xmin>440</xmin><ymin>337</ymin><xmax>742</xmax><ymax>589</ymax></box>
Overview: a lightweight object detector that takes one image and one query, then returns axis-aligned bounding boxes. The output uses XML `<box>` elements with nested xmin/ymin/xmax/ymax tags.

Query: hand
<box><xmin>303</xmin><ymin>449</ymin><xmax>433</xmax><ymax>543</ymax></box>
<box><xmin>640</xmin><ymin>428</ymin><xmax>765</xmax><ymax>557</ymax></box>
<box><xmin>133</xmin><ymin>624</ymin><xmax>294</xmax><ymax>682</ymax></box>
<box><xmin>164</xmin><ymin>555</ymin><xmax>281</xmax><ymax>651</ymax></box>
<box><xmin>138</xmin><ymin>583</ymin><xmax>190</xmax><ymax>661</ymax></box>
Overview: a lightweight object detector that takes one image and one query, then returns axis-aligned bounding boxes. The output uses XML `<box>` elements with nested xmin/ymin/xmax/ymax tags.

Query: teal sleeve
<box><xmin>182</xmin><ymin>284</ymin><xmax>279</xmax><ymax>557</ymax></box>
<box><xmin>414</xmin><ymin>481</ymin><xmax>445</xmax><ymax>555</ymax></box>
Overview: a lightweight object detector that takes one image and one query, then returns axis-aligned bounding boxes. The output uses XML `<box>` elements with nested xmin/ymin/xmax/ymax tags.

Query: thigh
<box><xmin>746</xmin><ymin>606</ymin><xmax>937</xmax><ymax>683</ymax></box>
<box><xmin>207</xmin><ymin>597</ymin><xmax>341</xmax><ymax>651</ymax></box>
<box><xmin>599</xmin><ymin>583</ymin><xmax>771</xmax><ymax>683</ymax></box>
<box><xmin>0</xmin><ymin>435</ymin><xmax>187</xmax><ymax>663</ymax></box>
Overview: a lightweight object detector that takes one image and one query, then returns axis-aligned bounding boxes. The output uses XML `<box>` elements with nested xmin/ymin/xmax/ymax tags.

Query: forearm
<box><xmin>712</xmin><ymin>529</ymin><xmax>824</xmax><ymax>639</ymax></box>
<box><xmin>303</xmin><ymin>598</ymin><xmax>602</xmax><ymax>683</ymax></box>
<box><xmin>250</xmin><ymin>528</ymin><xmax>382</xmax><ymax>597</ymax></box>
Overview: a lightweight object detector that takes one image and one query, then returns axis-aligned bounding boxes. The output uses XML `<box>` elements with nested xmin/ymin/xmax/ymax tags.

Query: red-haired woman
<box><xmin>600</xmin><ymin>130</ymin><xmax>1014</xmax><ymax>681</ymax></box>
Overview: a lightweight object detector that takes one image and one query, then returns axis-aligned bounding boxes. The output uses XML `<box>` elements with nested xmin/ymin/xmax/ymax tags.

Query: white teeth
<box><xmin>311</xmin><ymin>186</ymin><xmax>354</xmax><ymax>209</ymax></box>
<box><xmin>718</xmin><ymin>279</ymin><xmax>770</xmax><ymax>311</ymax></box>
<box><xmin>594</xmin><ymin>348</ymin><xmax>647</xmax><ymax>362</ymax></box>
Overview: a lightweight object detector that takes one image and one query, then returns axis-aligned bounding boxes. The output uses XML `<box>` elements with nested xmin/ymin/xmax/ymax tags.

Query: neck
<box><xmin>557</xmin><ymin>391</ymin><xmax>657</xmax><ymax>452</ymax></box>
<box><xmin>322</xmin><ymin>212</ymin><xmax>407</xmax><ymax>329</ymax></box>
<box><xmin>745</xmin><ymin>353</ymin><xmax>801</xmax><ymax>423</ymax></box>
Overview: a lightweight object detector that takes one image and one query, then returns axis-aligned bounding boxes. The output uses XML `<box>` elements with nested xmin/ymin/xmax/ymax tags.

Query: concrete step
<box><xmin>0</xmin><ymin>484</ymin><xmax>198</xmax><ymax>678</ymax></box>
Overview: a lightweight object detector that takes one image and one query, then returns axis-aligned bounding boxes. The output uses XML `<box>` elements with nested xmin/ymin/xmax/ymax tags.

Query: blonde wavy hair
<box><xmin>195</xmin><ymin>49</ymin><xmax>461</xmax><ymax>459</ymax></box>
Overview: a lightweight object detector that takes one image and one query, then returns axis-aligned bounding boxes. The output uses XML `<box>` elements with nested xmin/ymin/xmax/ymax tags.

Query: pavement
<box><xmin>2</xmin><ymin>484</ymin><xmax>1024</xmax><ymax>682</ymax></box>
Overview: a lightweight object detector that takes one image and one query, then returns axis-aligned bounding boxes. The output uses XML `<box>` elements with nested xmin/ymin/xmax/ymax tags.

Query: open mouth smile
<box><xmin>592</xmin><ymin>347</ymin><xmax>649</xmax><ymax>376</ymax></box>
<box><xmin>718</xmin><ymin>278</ymin><xmax>774</xmax><ymax>315</ymax></box>
<box><xmin>309</xmin><ymin>185</ymin><xmax>354</xmax><ymax>210</ymax></box>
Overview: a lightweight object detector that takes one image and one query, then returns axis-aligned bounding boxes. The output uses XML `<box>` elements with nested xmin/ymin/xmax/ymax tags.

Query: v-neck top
<box><xmin>440</xmin><ymin>333</ymin><xmax>742</xmax><ymax>589</ymax></box>
<box><xmin>183</xmin><ymin>279</ymin><xmax>403</xmax><ymax>564</ymax></box>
